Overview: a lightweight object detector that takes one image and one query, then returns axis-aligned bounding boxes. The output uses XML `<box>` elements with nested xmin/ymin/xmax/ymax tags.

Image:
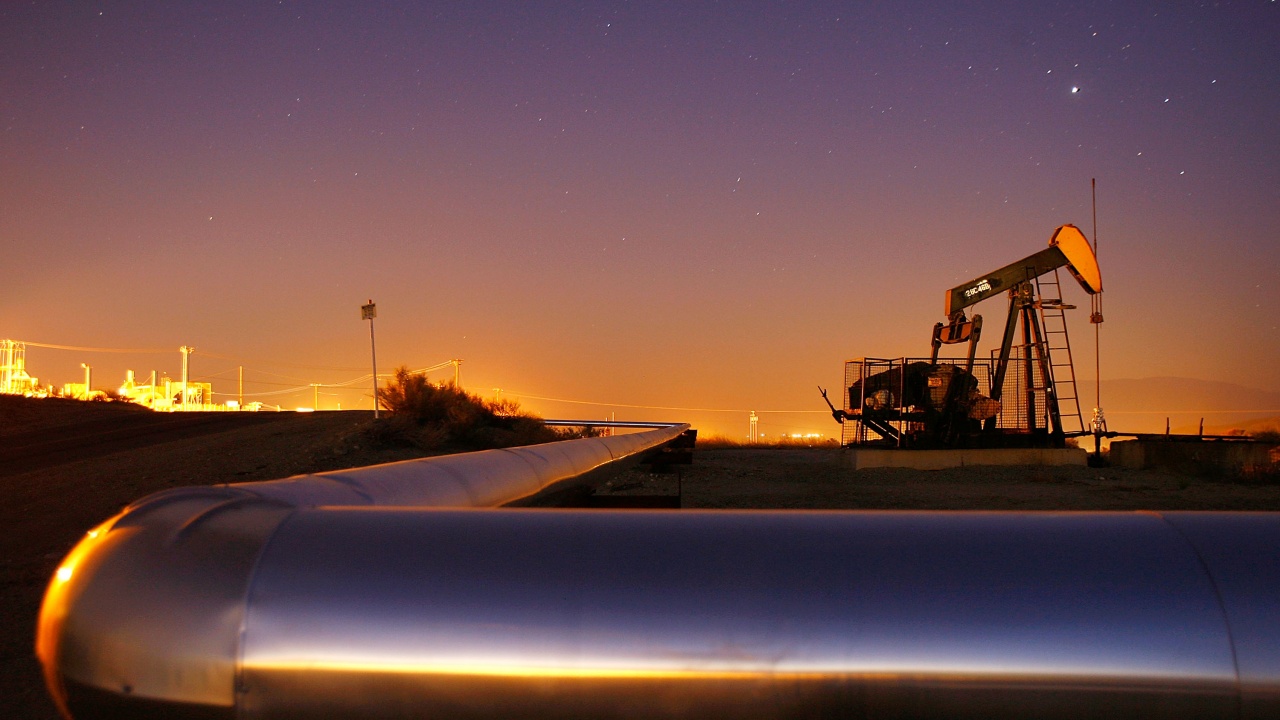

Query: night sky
<box><xmin>3</xmin><ymin>1</ymin><xmax>1277</xmax><ymax>437</ymax></box>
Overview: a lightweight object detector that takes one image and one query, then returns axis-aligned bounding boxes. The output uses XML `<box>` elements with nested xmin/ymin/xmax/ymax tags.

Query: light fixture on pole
<box><xmin>361</xmin><ymin>301</ymin><xmax>379</xmax><ymax>418</ymax></box>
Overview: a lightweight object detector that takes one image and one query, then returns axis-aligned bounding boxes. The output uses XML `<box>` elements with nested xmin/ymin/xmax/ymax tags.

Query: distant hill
<box><xmin>1072</xmin><ymin>377</ymin><xmax>1280</xmax><ymax>435</ymax></box>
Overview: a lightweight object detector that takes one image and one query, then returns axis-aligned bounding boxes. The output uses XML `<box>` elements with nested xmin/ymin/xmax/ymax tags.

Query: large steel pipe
<box><xmin>213</xmin><ymin>422</ymin><xmax>691</xmax><ymax>508</ymax></box>
<box><xmin>36</xmin><ymin>425</ymin><xmax>687</xmax><ymax>719</ymax></box>
<box><xmin>38</xmin><ymin>502</ymin><xmax>1280</xmax><ymax>719</ymax></box>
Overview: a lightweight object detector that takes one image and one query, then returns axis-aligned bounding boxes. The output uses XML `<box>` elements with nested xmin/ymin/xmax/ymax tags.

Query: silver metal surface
<box><xmin>1163</xmin><ymin>512</ymin><xmax>1280</xmax><ymax>715</ymax></box>
<box><xmin>232</xmin><ymin>423</ymin><xmax>690</xmax><ymax>508</ymax></box>
<box><xmin>37</xmin><ymin>425</ymin><xmax>686</xmax><ymax>718</ymax></box>
<box><xmin>234</xmin><ymin>510</ymin><xmax>1252</xmax><ymax>719</ymax></box>
<box><xmin>542</xmin><ymin>419</ymin><xmax>685</xmax><ymax>428</ymax></box>
<box><xmin>36</xmin><ymin>429</ymin><xmax>1280</xmax><ymax>718</ymax></box>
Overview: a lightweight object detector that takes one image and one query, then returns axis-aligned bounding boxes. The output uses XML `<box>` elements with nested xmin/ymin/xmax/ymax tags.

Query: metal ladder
<box><xmin>1034</xmin><ymin>269</ymin><xmax>1085</xmax><ymax>435</ymax></box>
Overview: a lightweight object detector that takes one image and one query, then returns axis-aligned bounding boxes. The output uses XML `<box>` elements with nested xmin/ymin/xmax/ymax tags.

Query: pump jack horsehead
<box><xmin>821</xmin><ymin>224</ymin><xmax>1102</xmax><ymax>449</ymax></box>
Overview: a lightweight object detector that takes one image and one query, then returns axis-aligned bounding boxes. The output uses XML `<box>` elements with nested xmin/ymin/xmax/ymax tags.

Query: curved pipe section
<box><xmin>35</xmin><ymin>425</ymin><xmax>686</xmax><ymax>718</ymax></box>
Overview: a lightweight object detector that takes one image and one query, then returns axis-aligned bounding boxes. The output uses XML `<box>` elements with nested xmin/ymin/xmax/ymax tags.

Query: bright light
<box><xmin>56</xmin><ymin>566</ymin><xmax>73</xmax><ymax>583</ymax></box>
<box><xmin>1071</xmin><ymin>86</ymin><xmax>1079</xmax><ymax>94</ymax></box>
<box><xmin>295</xmin><ymin>407</ymin><xmax>315</xmax><ymax>413</ymax></box>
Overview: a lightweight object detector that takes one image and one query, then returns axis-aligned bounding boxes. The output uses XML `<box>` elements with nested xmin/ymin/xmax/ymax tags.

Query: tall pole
<box><xmin>238</xmin><ymin>366</ymin><xmax>243</xmax><ymax>409</ymax></box>
<box><xmin>179</xmin><ymin>346</ymin><xmax>193</xmax><ymax>411</ymax></box>
<box><xmin>81</xmin><ymin>363</ymin><xmax>91</xmax><ymax>400</ymax></box>
<box><xmin>1092</xmin><ymin>178</ymin><xmax>1101</xmax><ymax>411</ymax></box>
<box><xmin>312</xmin><ymin>383</ymin><xmax>320</xmax><ymax>411</ymax></box>
<box><xmin>452</xmin><ymin>359</ymin><xmax>461</xmax><ymax>387</ymax></box>
<box><xmin>362</xmin><ymin>300</ymin><xmax>379</xmax><ymax>418</ymax></box>
<box><xmin>1089</xmin><ymin>178</ymin><xmax>1107</xmax><ymax>458</ymax></box>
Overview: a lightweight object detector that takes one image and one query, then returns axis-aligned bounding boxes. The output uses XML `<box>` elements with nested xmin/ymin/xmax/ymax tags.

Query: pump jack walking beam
<box><xmin>944</xmin><ymin>225</ymin><xmax>1102</xmax><ymax>317</ymax></box>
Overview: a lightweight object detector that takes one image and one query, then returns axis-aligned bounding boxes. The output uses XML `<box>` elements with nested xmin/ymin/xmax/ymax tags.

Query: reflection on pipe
<box><xmin>36</xmin><ymin>427</ymin><xmax>1280</xmax><ymax>719</ymax></box>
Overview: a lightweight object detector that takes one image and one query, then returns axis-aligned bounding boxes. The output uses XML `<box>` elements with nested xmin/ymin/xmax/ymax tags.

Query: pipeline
<box><xmin>37</xmin><ymin>431</ymin><xmax>1280</xmax><ymax>719</ymax></box>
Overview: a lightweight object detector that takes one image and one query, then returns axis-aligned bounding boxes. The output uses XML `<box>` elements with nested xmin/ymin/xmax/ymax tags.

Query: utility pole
<box><xmin>80</xmin><ymin>363</ymin><xmax>91</xmax><ymax>400</ymax></box>
<box><xmin>749</xmin><ymin>411</ymin><xmax>759</xmax><ymax>444</ymax></box>
<box><xmin>361</xmin><ymin>301</ymin><xmax>379</xmax><ymax>418</ymax></box>
<box><xmin>451</xmin><ymin>359</ymin><xmax>462</xmax><ymax>387</ymax></box>
<box><xmin>311</xmin><ymin>383</ymin><xmax>321</xmax><ymax>411</ymax></box>
<box><xmin>1088</xmin><ymin>178</ymin><xmax>1108</xmax><ymax>460</ymax></box>
<box><xmin>238</xmin><ymin>366</ymin><xmax>243</xmax><ymax>409</ymax></box>
<box><xmin>179</xmin><ymin>346</ymin><xmax>193</xmax><ymax>411</ymax></box>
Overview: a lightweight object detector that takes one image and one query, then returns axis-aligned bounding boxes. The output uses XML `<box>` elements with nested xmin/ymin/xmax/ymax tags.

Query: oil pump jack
<box><xmin>822</xmin><ymin>225</ymin><xmax>1103</xmax><ymax>449</ymax></box>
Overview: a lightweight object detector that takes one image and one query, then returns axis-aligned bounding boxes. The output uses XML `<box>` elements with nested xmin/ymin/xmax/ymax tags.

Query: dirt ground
<box><xmin>4</xmin><ymin>397</ymin><xmax>1279</xmax><ymax>719</ymax></box>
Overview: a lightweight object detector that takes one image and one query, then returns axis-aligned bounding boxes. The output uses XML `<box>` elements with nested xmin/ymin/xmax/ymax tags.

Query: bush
<box><xmin>1251</xmin><ymin>429</ymin><xmax>1280</xmax><ymax>444</ymax></box>
<box><xmin>369</xmin><ymin>366</ymin><xmax>561</xmax><ymax>451</ymax></box>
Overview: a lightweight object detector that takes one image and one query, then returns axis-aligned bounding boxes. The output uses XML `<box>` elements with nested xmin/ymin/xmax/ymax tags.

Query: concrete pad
<box><xmin>850</xmin><ymin>447</ymin><xmax>1088</xmax><ymax>470</ymax></box>
<box><xmin>1110</xmin><ymin>439</ymin><xmax>1272</xmax><ymax>472</ymax></box>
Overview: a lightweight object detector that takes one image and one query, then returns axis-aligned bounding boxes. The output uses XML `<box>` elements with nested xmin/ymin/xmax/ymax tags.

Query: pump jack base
<box><xmin>849</xmin><ymin>447</ymin><xmax>1088</xmax><ymax>471</ymax></box>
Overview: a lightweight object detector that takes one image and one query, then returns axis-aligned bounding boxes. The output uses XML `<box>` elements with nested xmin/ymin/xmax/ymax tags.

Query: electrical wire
<box><xmin>190</xmin><ymin>349</ymin><xmax>370</xmax><ymax>372</ymax></box>
<box><xmin>14</xmin><ymin>339</ymin><xmax>378</xmax><ymax>373</ymax></box>
<box><xmin>20</xmin><ymin>339</ymin><xmax>824</xmax><ymax>418</ymax></box>
<box><xmin>18</xmin><ymin>341</ymin><xmax>172</xmax><ymax>354</ymax></box>
<box><xmin>499</xmin><ymin>391</ymin><xmax>830</xmax><ymax>414</ymax></box>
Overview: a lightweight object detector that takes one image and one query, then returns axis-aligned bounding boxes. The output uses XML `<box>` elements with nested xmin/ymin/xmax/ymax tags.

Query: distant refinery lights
<box><xmin>116</xmin><ymin>369</ymin><xmax>227</xmax><ymax>412</ymax></box>
<box><xmin>0</xmin><ymin>340</ymin><xmax>39</xmax><ymax>395</ymax></box>
<box><xmin>0</xmin><ymin>339</ymin><xmax>248</xmax><ymax>410</ymax></box>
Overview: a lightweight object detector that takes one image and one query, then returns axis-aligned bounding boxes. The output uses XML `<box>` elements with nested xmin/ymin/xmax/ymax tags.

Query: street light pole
<box><xmin>362</xmin><ymin>301</ymin><xmax>379</xmax><ymax>418</ymax></box>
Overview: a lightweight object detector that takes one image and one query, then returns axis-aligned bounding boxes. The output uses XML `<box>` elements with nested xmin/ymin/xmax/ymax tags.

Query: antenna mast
<box><xmin>1089</xmin><ymin>179</ymin><xmax>1107</xmax><ymax>460</ymax></box>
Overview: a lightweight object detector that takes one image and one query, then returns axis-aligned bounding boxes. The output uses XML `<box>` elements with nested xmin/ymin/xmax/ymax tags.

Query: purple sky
<box><xmin>3</xmin><ymin>1</ymin><xmax>1277</xmax><ymax>437</ymax></box>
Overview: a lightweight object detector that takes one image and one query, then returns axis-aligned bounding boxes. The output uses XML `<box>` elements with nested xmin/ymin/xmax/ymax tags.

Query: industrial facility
<box><xmin>0</xmin><ymin>340</ymin><xmax>235</xmax><ymax>411</ymax></box>
<box><xmin>0</xmin><ymin>339</ymin><xmax>39</xmax><ymax>396</ymax></box>
<box><xmin>823</xmin><ymin>224</ymin><xmax>1103</xmax><ymax>451</ymax></box>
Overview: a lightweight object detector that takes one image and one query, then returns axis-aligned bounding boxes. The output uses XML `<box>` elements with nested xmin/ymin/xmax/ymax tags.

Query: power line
<box><xmin>193</xmin><ymin>349</ymin><xmax>370</xmax><ymax>372</ymax></box>
<box><xmin>19</xmin><ymin>341</ymin><xmax>172</xmax><ymax>354</ymax></box>
<box><xmin>501</xmin><ymin>391</ymin><xmax>829</xmax><ymax>414</ymax></box>
<box><xmin>15</xmin><ymin>339</ymin><xmax>373</xmax><ymax>372</ymax></box>
<box><xmin>18</xmin><ymin>339</ymin><xmax>832</xmax><ymax>417</ymax></box>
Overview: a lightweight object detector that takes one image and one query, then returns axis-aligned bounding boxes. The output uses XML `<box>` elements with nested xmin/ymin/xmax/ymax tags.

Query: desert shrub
<box><xmin>368</xmin><ymin>366</ymin><xmax>559</xmax><ymax>451</ymax></box>
<box><xmin>550</xmin><ymin>424</ymin><xmax>605</xmax><ymax>439</ymax></box>
<box><xmin>1251</xmin><ymin>429</ymin><xmax>1280</xmax><ymax>444</ymax></box>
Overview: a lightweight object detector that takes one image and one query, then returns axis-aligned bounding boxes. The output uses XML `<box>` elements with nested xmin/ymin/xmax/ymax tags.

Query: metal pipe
<box><xmin>542</xmin><ymin>419</ymin><xmax>685</xmax><ymax>429</ymax></box>
<box><xmin>37</xmin><ymin>440</ymin><xmax>1280</xmax><ymax>719</ymax></box>
<box><xmin>36</xmin><ymin>424</ymin><xmax>687</xmax><ymax>718</ymax></box>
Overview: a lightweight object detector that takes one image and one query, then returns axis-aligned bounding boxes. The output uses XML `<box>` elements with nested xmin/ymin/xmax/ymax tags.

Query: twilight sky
<box><xmin>2</xmin><ymin>1</ymin><xmax>1277</xmax><ymax>437</ymax></box>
